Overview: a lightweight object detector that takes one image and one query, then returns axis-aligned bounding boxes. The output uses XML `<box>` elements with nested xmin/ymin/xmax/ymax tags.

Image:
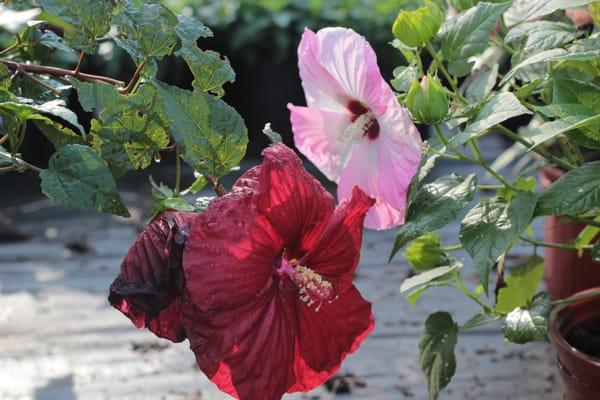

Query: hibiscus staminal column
<box><xmin>182</xmin><ymin>144</ymin><xmax>375</xmax><ymax>400</ymax></box>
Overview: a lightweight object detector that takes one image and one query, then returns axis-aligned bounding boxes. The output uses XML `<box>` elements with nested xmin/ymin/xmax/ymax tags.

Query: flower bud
<box><xmin>404</xmin><ymin>232</ymin><xmax>447</xmax><ymax>271</ymax></box>
<box><xmin>406</xmin><ymin>75</ymin><xmax>449</xmax><ymax>123</ymax></box>
<box><xmin>392</xmin><ymin>0</ymin><xmax>444</xmax><ymax>48</ymax></box>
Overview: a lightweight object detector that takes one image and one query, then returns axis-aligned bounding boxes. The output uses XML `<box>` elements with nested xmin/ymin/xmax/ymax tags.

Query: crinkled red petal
<box><xmin>109</xmin><ymin>211</ymin><xmax>196</xmax><ymax>342</ymax></box>
<box><xmin>183</xmin><ymin>190</ymin><xmax>283</xmax><ymax>312</ymax></box>
<box><xmin>300</xmin><ymin>186</ymin><xmax>374</xmax><ymax>283</ymax></box>
<box><xmin>291</xmin><ymin>285</ymin><xmax>374</xmax><ymax>391</ymax></box>
<box><xmin>242</xmin><ymin>144</ymin><xmax>335</xmax><ymax>259</ymax></box>
<box><xmin>183</xmin><ymin>287</ymin><xmax>298</xmax><ymax>400</ymax></box>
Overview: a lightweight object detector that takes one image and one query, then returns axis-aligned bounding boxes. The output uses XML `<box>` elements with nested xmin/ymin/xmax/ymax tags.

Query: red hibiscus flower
<box><xmin>109</xmin><ymin>211</ymin><xmax>197</xmax><ymax>342</ymax></box>
<box><xmin>109</xmin><ymin>144</ymin><xmax>375</xmax><ymax>400</ymax></box>
<box><xmin>183</xmin><ymin>144</ymin><xmax>375</xmax><ymax>400</ymax></box>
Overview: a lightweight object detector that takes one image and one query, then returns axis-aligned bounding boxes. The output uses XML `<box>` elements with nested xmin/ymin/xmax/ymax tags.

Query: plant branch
<box><xmin>205</xmin><ymin>174</ymin><xmax>227</xmax><ymax>197</ymax></box>
<box><xmin>2</xmin><ymin>60</ymin><xmax>125</xmax><ymax>86</ymax></box>
<box><xmin>496</xmin><ymin>124</ymin><xmax>575</xmax><ymax>170</ymax></box>
<box><xmin>441</xmin><ymin>244</ymin><xmax>462</xmax><ymax>252</ymax></box>
<box><xmin>17</xmin><ymin>66</ymin><xmax>60</xmax><ymax>95</ymax></box>
<box><xmin>0</xmin><ymin>134</ymin><xmax>8</xmax><ymax>146</ymax></box>
<box><xmin>520</xmin><ymin>236</ymin><xmax>593</xmax><ymax>250</ymax></box>
<box><xmin>174</xmin><ymin>146</ymin><xmax>181</xmax><ymax>196</ymax></box>
<box><xmin>552</xmin><ymin>291</ymin><xmax>600</xmax><ymax>306</ymax></box>
<box><xmin>424</xmin><ymin>41</ymin><xmax>466</xmax><ymax>104</ymax></box>
<box><xmin>0</xmin><ymin>151</ymin><xmax>42</xmax><ymax>173</ymax></box>
<box><xmin>73</xmin><ymin>53</ymin><xmax>85</xmax><ymax>75</ymax></box>
<box><xmin>121</xmin><ymin>60</ymin><xmax>146</xmax><ymax>95</ymax></box>
<box><xmin>567</xmin><ymin>215</ymin><xmax>600</xmax><ymax>228</ymax></box>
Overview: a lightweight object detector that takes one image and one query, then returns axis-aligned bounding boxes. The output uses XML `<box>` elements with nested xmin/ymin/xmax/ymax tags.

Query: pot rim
<box><xmin>549</xmin><ymin>287</ymin><xmax>600</xmax><ymax>367</ymax></box>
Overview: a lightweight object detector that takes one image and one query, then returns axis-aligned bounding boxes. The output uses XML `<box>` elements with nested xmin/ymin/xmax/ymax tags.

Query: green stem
<box><xmin>433</xmin><ymin>123</ymin><xmax>449</xmax><ymax>147</ymax></box>
<box><xmin>496</xmin><ymin>125</ymin><xmax>575</xmax><ymax>170</ymax></box>
<box><xmin>429</xmin><ymin>147</ymin><xmax>461</xmax><ymax>160</ymax></box>
<box><xmin>469</xmin><ymin>140</ymin><xmax>518</xmax><ymax>190</ymax></box>
<box><xmin>0</xmin><ymin>151</ymin><xmax>42</xmax><ymax>173</ymax></box>
<box><xmin>478</xmin><ymin>184</ymin><xmax>503</xmax><ymax>190</ymax></box>
<box><xmin>520</xmin><ymin>236</ymin><xmax>593</xmax><ymax>250</ymax></box>
<box><xmin>552</xmin><ymin>291</ymin><xmax>600</xmax><ymax>306</ymax></box>
<box><xmin>441</xmin><ymin>244</ymin><xmax>462</xmax><ymax>252</ymax></box>
<box><xmin>567</xmin><ymin>215</ymin><xmax>600</xmax><ymax>228</ymax></box>
<box><xmin>424</xmin><ymin>41</ymin><xmax>466</xmax><ymax>104</ymax></box>
<box><xmin>453</xmin><ymin>272</ymin><xmax>495</xmax><ymax>314</ymax></box>
<box><xmin>121</xmin><ymin>60</ymin><xmax>146</xmax><ymax>95</ymax></box>
<box><xmin>174</xmin><ymin>146</ymin><xmax>181</xmax><ymax>196</ymax></box>
<box><xmin>459</xmin><ymin>315</ymin><xmax>502</xmax><ymax>330</ymax></box>
<box><xmin>415</xmin><ymin>49</ymin><xmax>424</xmax><ymax>76</ymax></box>
<box><xmin>0</xmin><ymin>134</ymin><xmax>8</xmax><ymax>146</ymax></box>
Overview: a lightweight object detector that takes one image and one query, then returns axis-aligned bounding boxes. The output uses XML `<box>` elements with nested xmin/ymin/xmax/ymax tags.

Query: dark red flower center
<box><xmin>346</xmin><ymin>100</ymin><xmax>379</xmax><ymax>140</ymax></box>
<box><xmin>276</xmin><ymin>257</ymin><xmax>336</xmax><ymax>311</ymax></box>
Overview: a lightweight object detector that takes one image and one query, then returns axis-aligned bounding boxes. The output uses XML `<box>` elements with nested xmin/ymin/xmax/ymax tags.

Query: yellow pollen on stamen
<box><xmin>288</xmin><ymin>265</ymin><xmax>335</xmax><ymax>312</ymax></box>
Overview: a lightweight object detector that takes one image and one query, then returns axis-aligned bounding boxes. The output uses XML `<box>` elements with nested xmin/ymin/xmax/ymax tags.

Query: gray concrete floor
<box><xmin>0</xmin><ymin>135</ymin><xmax>562</xmax><ymax>399</ymax></box>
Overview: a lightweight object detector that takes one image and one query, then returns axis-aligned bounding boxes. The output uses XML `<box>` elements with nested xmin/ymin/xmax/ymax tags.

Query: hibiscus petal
<box><xmin>300</xmin><ymin>186</ymin><xmax>374</xmax><ymax>282</ymax></box>
<box><xmin>255</xmin><ymin>144</ymin><xmax>335</xmax><ymax>258</ymax></box>
<box><xmin>305</xmin><ymin>27</ymin><xmax>397</xmax><ymax>117</ymax></box>
<box><xmin>183</xmin><ymin>290</ymin><xmax>298</xmax><ymax>400</ymax></box>
<box><xmin>337</xmin><ymin>114</ymin><xmax>422</xmax><ymax>230</ymax></box>
<box><xmin>287</xmin><ymin>104</ymin><xmax>353</xmax><ymax>181</ymax></box>
<box><xmin>292</xmin><ymin>285</ymin><xmax>374</xmax><ymax>391</ymax></box>
<box><xmin>183</xmin><ymin>190</ymin><xmax>283</xmax><ymax>312</ymax></box>
<box><xmin>108</xmin><ymin>211</ymin><xmax>197</xmax><ymax>342</ymax></box>
<box><xmin>297</xmin><ymin>28</ymin><xmax>351</xmax><ymax>112</ymax></box>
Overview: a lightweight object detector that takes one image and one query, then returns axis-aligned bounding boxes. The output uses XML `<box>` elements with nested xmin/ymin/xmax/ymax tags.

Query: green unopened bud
<box><xmin>392</xmin><ymin>0</ymin><xmax>444</xmax><ymax>48</ymax></box>
<box><xmin>406</xmin><ymin>75</ymin><xmax>449</xmax><ymax>123</ymax></box>
<box><xmin>404</xmin><ymin>232</ymin><xmax>447</xmax><ymax>271</ymax></box>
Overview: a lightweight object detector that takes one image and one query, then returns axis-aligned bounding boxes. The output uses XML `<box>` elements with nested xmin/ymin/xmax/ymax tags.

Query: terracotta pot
<box><xmin>540</xmin><ymin>167</ymin><xmax>600</xmax><ymax>300</ymax></box>
<box><xmin>549</xmin><ymin>288</ymin><xmax>600</xmax><ymax>400</ymax></box>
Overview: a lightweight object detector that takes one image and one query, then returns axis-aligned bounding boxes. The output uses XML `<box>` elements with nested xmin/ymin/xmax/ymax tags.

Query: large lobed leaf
<box><xmin>440</xmin><ymin>1</ymin><xmax>512</xmax><ymax>61</ymax></box>
<box><xmin>448</xmin><ymin>92</ymin><xmax>531</xmax><ymax>148</ymax></box>
<box><xmin>419</xmin><ymin>312</ymin><xmax>458</xmax><ymax>400</ymax></box>
<box><xmin>459</xmin><ymin>191</ymin><xmax>536</xmax><ymax>294</ymax></box>
<box><xmin>535</xmin><ymin>161</ymin><xmax>600</xmax><ymax>216</ymax></box>
<box><xmin>40</xmin><ymin>144</ymin><xmax>129</xmax><ymax>217</ymax></box>
<box><xmin>71</xmin><ymin>80</ymin><xmax>169</xmax><ymax>176</ymax></box>
<box><xmin>41</xmin><ymin>0</ymin><xmax>114</xmax><ymax>53</ymax></box>
<box><xmin>153</xmin><ymin>81</ymin><xmax>248</xmax><ymax>178</ymax></box>
<box><xmin>390</xmin><ymin>173</ymin><xmax>477</xmax><ymax>260</ymax></box>
<box><xmin>504</xmin><ymin>292</ymin><xmax>551</xmax><ymax>344</ymax></box>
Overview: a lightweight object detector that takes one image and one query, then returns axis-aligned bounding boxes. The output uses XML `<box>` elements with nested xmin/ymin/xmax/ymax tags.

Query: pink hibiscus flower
<box><xmin>288</xmin><ymin>27</ymin><xmax>423</xmax><ymax>230</ymax></box>
<box><xmin>109</xmin><ymin>145</ymin><xmax>375</xmax><ymax>400</ymax></box>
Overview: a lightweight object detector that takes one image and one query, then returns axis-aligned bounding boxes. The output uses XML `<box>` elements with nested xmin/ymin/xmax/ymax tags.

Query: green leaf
<box><xmin>592</xmin><ymin>241</ymin><xmax>600</xmax><ymax>263</ymax></box>
<box><xmin>179</xmin><ymin>47</ymin><xmax>235</xmax><ymax>97</ymax></box>
<box><xmin>262</xmin><ymin>122</ymin><xmax>283</xmax><ymax>145</ymax></box>
<box><xmin>504</xmin><ymin>292</ymin><xmax>551</xmax><ymax>344</ymax></box>
<box><xmin>153</xmin><ymin>81</ymin><xmax>248</xmax><ymax>177</ymax></box>
<box><xmin>505</xmin><ymin>21</ymin><xmax>579</xmax><ymax>56</ymax></box>
<box><xmin>407</xmin><ymin>147</ymin><xmax>438</xmax><ymax>206</ymax></box>
<box><xmin>459</xmin><ymin>191</ymin><xmax>537</xmax><ymax>293</ymax></box>
<box><xmin>465</xmin><ymin>64</ymin><xmax>498</xmax><ymax>102</ymax></box>
<box><xmin>525</xmin><ymin>0</ymin><xmax>599</xmax><ymax>20</ymax></box>
<box><xmin>113</xmin><ymin>0</ymin><xmax>178</xmax><ymax>62</ymax></box>
<box><xmin>391</xmin><ymin>65</ymin><xmax>419</xmax><ymax>93</ymax></box>
<box><xmin>38</xmin><ymin>29</ymin><xmax>75</xmax><ymax>54</ymax></box>
<box><xmin>535</xmin><ymin>161</ymin><xmax>600</xmax><ymax>216</ymax></box>
<box><xmin>447</xmin><ymin>59</ymin><xmax>475</xmax><ymax>78</ymax></box>
<box><xmin>405</xmin><ymin>233</ymin><xmax>448</xmax><ymax>271</ymax></box>
<box><xmin>0</xmin><ymin>99</ymin><xmax>84</xmax><ymax>134</ymax></box>
<box><xmin>448</xmin><ymin>93</ymin><xmax>531</xmax><ymax>148</ymax></box>
<box><xmin>174</xmin><ymin>14</ymin><xmax>212</xmax><ymax>45</ymax></box>
<box><xmin>522</xmin><ymin>115</ymin><xmax>600</xmax><ymax>149</ymax></box>
<box><xmin>500</xmin><ymin>48</ymin><xmax>567</xmax><ymax>85</ymax></box>
<box><xmin>40</xmin><ymin>144</ymin><xmax>129</xmax><ymax>217</ymax></box>
<box><xmin>440</xmin><ymin>1</ymin><xmax>512</xmax><ymax>61</ymax></box>
<box><xmin>41</xmin><ymin>0</ymin><xmax>114</xmax><ymax>53</ymax></box>
<box><xmin>401</xmin><ymin>263</ymin><xmax>461</xmax><ymax>294</ymax></box>
<box><xmin>149</xmin><ymin>176</ymin><xmax>195</xmax><ymax>219</ymax></box>
<box><xmin>419</xmin><ymin>312</ymin><xmax>458</xmax><ymax>400</ymax></box>
<box><xmin>554</xmin><ymin>79</ymin><xmax>600</xmax><ymax>110</ymax></box>
<box><xmin>496</xmin><ymin>255</ymin><xmax>545</xmax><ymax>313</ymax></box>
<box><xmin>33</xmin><ymin>118</ymin><xmax>84</xmax><ymax>148</ymax></box>
<box><xmin>390</xmin><ymin>174</ymin><xmax>477</xmax><ymax>260</ymax></box>
<box><xmin>194</xmin><ymin>196</ymin><xmax>215</xmax><ymax>211</ymax></box>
